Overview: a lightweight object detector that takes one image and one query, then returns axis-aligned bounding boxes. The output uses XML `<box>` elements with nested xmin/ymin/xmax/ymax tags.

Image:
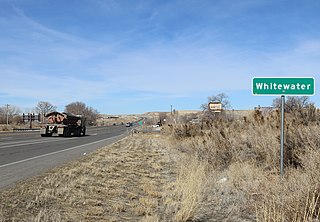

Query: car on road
<box><xmin>126</xmin><ymin>122</ymin><xmax>132</xmax><ymax>127</ymax></box>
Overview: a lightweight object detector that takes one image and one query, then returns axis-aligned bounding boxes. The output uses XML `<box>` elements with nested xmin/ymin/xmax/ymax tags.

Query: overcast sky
<box><xmin>0</xmin><ymin>0</ymin><xmax>319</xmax><ymax>114</ymax></box>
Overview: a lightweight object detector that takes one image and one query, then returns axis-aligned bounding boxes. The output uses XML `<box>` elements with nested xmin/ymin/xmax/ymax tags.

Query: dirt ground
<box><xmin>0</xmin><ymin>133</ymin><xmax>178</xmax><ymax>222</ymax></box>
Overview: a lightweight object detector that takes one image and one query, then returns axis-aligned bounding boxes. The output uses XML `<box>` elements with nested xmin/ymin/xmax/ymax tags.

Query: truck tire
<box><xmin>75</xmin><ymin>128</ymin><xmax>81</xmax><ymax>137</ymax></box>
<box><xmin>63</xmin><ymin>127</ymin><xmax>71</xmax><ymax>137</ymax></box>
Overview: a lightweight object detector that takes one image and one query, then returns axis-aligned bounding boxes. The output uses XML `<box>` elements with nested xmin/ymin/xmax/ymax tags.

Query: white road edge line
<box><xmin>0</xmin><ymin>134</ymin><xmax>123</xmax><ymax>169</ymax></box>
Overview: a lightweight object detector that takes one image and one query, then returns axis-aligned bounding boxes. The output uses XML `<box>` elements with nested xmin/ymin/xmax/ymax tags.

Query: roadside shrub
<box><xmin>165</xmin><ymin>109</ymin><xmax>320</xmax><ymax>221</ymax></box>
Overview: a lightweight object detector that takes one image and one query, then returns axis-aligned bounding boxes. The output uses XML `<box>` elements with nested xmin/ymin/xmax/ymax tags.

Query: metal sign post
<box><xmin>252</xmin><ymin>77</ymin><xmax>315</xmax><ymax>178</ymax></box>
<box><xmin>280</xmin><ymin>95</ymin><xmax>285</xmax><ymax>178</ymax></box>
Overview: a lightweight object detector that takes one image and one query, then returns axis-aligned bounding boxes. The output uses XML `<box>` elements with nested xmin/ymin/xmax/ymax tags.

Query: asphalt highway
<box><xmin>0</xmin><ymin>125</ymin><xmax>130</xmax><ymax>189</ymax></box>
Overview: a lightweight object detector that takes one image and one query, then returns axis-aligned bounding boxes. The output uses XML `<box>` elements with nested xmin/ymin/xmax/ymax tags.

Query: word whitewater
<box><xmin>255</xmin><ymin>82</ymin><xmax>312</xmax><ymax>91</ymax></box>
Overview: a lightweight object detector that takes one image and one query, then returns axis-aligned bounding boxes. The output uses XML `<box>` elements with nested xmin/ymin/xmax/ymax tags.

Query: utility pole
<box><xmin>6</xmin><ymin>104</ymin><xmax>9</xmax><ymax>128</ymax></box>
<box><xmin>170</xmin><ymin>105</ymin><xmax>173</xmax><ymax>115</ymax></box>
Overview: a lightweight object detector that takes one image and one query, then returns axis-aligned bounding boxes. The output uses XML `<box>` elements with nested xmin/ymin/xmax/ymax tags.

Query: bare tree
<box><xmin>36</xmin><ymin>101</ymin><xmax>57</xmax><ymax>118</ymax></box>
<box><xmin>272</xmin><ymin>96</ymin><xmax>313</xmax><ymax>112</ymax></box>
<box><xmin>65</xmin><ymin>101</ymin><xmax>99</xmax><ymax>126</ymax></box>
<box><xmin>200</xmin><ymin>93</ymin><xmax>231</xmax><ymax>110</ymax></box>
<box><xmin>0</xmin><ymin>107</ymin><xmax>7</xmax><ymax>124</ymax></box>
<box><xmin>0</xmin><ymin>105</ymin><xmax>21</xmax><ymax>124</ymax></box>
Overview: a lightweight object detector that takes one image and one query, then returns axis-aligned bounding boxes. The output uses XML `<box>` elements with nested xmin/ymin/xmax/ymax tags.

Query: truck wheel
<box><xmin>74</xmin><ymin>129</ymin><xmax>80</xmax><ymax>137</ymax></box>
<box><xmin>63</xmin><ymin>128</ymin><xmax>70</xmax><ymax>137</ymax></box>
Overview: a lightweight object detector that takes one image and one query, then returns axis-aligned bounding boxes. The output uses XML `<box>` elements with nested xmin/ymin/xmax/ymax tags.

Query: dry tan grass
<box><xmin>0</xmin><ymin>134</ymin><xmax>176</xmax><ymax>221</ymax></box>
<box><xmin>2</xmin><ymin>109</ymin><xmax>320</xmax><ymax>221</ymax></box>
<box><xmin>162</xmin><ymin>109</ymin><xmax>320</xmax><ymax>221</ymax></box>
<box><xmin>172</xmin><ymin>158</ymin><xmax>208</xmax><ymax>222</ymax></box>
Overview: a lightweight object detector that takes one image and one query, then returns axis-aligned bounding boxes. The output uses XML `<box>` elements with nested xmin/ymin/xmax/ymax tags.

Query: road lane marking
<box><xmin>0</xmin><ymin>134</ymin><xmax>123</xmax><ymax>168</ymax></box>
<box><xmin>0</xmin><ymin>137</ymin><xmax>13</xmax><ymax>141</ymax></box>
<box><xmin>0</xmin><ymin>133</ymin><xmax>98</xmax><ymax>149</ymax></box>
<box><xmin>0</xmin><ymin>138</ymin><xmax>57</xmax><ymax>146</ymax></box>
<box><xmin>0</xmin><ymin>138</ymin><xmax>75</xmax><ymax>149</ymax></box>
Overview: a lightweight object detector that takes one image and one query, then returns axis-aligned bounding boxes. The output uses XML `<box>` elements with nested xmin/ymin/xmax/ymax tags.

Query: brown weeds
<box><xmin>1</xmin><ymin>109</ymin><xmax>320</xmax><ymax>221</ymax></box>
<box><xmin>163</xmin><ymin>109</ymin><xmax>320</xmax><ymax>221</ymax></box>
<box><xmin>0</xmin><ymin>134</ymin><xmax>176</xmax><ymax>221</ymax></box>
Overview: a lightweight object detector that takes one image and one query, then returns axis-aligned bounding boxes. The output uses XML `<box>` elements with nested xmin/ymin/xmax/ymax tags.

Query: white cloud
<box><xmin>0</xmin><ymin>67</ymin><xmax>110</xmax><ymax>104</ymax></box>
<box><xmin>1</xmin><ymin>1</ymin><xmax>320</xmax><ymax>113</ymax></box>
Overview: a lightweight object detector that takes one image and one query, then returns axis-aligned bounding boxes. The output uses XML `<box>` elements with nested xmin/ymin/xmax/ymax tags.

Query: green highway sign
<box><xmin>252</xmin><ymin>77</ymin><xmax>315</xmax><ymax>96</ymax></box>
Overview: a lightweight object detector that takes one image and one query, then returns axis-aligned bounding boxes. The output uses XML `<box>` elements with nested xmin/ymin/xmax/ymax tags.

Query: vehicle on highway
<box><xmin>40</xmin><ymin>112</ymin><xmax>86</xmax><ymax>137</ymax></box>
<box><xmin>126</xmin><ymin>122</ymin><xmax>132</xmax><ymax>127</ymax></box>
